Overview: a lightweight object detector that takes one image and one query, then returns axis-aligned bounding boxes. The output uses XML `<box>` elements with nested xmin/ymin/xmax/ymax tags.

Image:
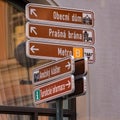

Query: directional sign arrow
<box><xmin>30</xmin><ymin>8</ymin><xmax>37</xmax><ymax>17</ymax></box>
<box><xmin>66</xmin><ymin>80</ymin><xmax>71</xmax><ymax>88</ymax></box>
<box><xmin>30</xmin><ymin>26</ymin><xmax>37</xmax><ymax>35</ymax></box>
<box><xmin>30</xmin><ymin>45</ymin><xmax>39</xmax><ymax>53</ymax></box>
<box><xmin>65</xmin><ymin>62</ymin><xmax>71</xmax><ymax>70</ymax></box>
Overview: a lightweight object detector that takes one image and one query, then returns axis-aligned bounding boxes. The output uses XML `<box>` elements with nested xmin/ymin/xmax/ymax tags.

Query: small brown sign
<box><xmin>33</xmin><ymin>75</ymin><xmax>75</xmax><ymax>104</ymax></box>
<box><xmin>26</xmin><ymin>22</ymin><xmax>95</xmax><ymax>45</ymax></box>
<box><xmin>33</xmin><ymin>56</ymin><xmax>75</xmax><ymax>85</ymax></box>
<box><xmin>26</xmin><ymin>3</ymin><xmax>94</xmax><ymax>27</ymax></box>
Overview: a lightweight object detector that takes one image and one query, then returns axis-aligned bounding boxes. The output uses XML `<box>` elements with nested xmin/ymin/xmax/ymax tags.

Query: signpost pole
<box><xmin>56</xmin><ymin>98</ymin><xmax>63</xmax><ymax>120</ymax></box>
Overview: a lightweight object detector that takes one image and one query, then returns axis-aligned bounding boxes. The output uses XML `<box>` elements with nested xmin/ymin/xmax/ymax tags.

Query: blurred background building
<box><xmin>1</xmin><ymin>0</ymin><xmax>120</xmax><ymax>120</ymax></box>
<box><xmin>0</xmin><ymin>0</ymin><xmax>52</xmax><ymax>119</ymax></box>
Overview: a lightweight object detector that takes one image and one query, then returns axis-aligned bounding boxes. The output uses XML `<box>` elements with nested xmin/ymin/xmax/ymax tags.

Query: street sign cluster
<box><xmin>26</xmin><ymin>3</ymin><xmax>95</xmax><ymax>64</ymax></box>
<box><xmin>32</xmin><ymin>56</ymin><xmax>88</xmax><ymax>104</ymax></box>
<box><xmin>25</xmin><ymin>3</ymin><xmax>95</xmax><ymax>104</ymax></box>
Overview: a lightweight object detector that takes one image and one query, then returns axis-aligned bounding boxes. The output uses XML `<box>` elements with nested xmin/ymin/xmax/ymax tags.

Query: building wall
<box><xmin>54</xmin><ymin>0</ymin><xmax>120</xmax><ymax>120</ymax></box>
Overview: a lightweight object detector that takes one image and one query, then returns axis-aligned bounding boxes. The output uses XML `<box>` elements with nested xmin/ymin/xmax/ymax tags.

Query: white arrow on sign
<box><xmin>66</xmin><ymin>80</ymin><xmax>71</xmax><ymax>88</ymax></box>
<box><xmin>65</xmin><ymin>62</ymin><xmax>71</xmax><ymax>70</ymax></box>
<box><xmin>30</xmin><ymin>45</ymin><xmax>39</xmax><ymax>53</ymax></box>
<box><xmin>30</xmin><ymin>27</ymin><xmax>37</xmax><ymax>35</ymax></box>
<box><xmin>30</xmin><ymin>8</ymin><xmax>37</xmax><ymax>17</ymax></box>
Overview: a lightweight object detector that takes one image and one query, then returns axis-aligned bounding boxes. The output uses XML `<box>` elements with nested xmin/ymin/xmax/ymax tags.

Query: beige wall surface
<box><xmin>54</xmin><ymin>0</ymin><xmax>120</xmax><ymax>120</ymax></box>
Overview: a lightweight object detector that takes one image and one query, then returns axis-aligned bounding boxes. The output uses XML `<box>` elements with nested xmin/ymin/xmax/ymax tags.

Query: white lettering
<box><xmin>72</xmin><ymin>13</ymin><xmax>82</xmax><ymax>22</ymax></box>
<box><xmin>53</xmin><ymin>84</ymin><xmax>65</xmax><ymax>93</ymax></box>
<box><xmin>58</xmin><ymin>48</ymin><xmax>72</xmax><ymax>57</ymax></box>
<box><xmin>53</xmin><ymin>11</ymin><xmax>70</xmax><ymax>21</ymax></box>
<box><xmin>40</xmin><ymin>69</ymin><xmax>50</xmax><ymax>79</ymax></box>
<box><xmin>41</xmin><ymin>88</ymin><xmax>52</xmax><ymax>98</ymax></box>
<box><xmin>68</xmin><ymin>31</ymin><xmax>82</xmax><ymax>40</ymax></box>
<box><xmin>49</xmin><ymin>28</ymin><xmax>66</xmax><ymax>39</ymax></box>
<box><xmin>51</xmin><ymin>66</ymin><xmax>61</xmax><ymax>75</ymax></box>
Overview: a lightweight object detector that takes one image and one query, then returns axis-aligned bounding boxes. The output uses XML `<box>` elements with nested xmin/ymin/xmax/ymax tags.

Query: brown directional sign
<box><xmin>33</xmin><ymin>56</ymin><xmax>75</xmax><ymax>85</ymax></box>
<box><xmin>26</xmin><ymin>22</ymin><xmax>95</xmax><ymax>45</ymax></box>
<box><xmin>33</xmin><ymin>75</ymin><xmax>75</xmax><ymax>104</ymax></box>
<box><xmin>26</xmin><ymin>41</ymin><xmax>95</xmax><ymax>63</ymax></box>
<box><xmin>33</xmin><ymin>56</ymin><xmax>88</xmax><ymax>85</ymax></box>
<box><xmin>26</xmin><ymin>3</ymin><xmax>94</xmax><ymax>27</ymax></box>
